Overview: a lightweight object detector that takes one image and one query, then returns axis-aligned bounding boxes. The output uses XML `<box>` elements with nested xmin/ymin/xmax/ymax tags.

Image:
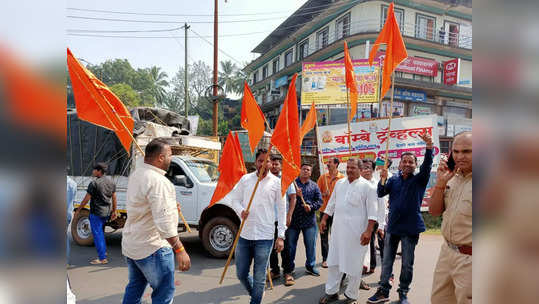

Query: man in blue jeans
<box><xmin>74</xmin><ymin>162</ymin><xmax>117</xmax><ymax>264</ymax></box>
<box><xmin>230</xmin><ymin>149</ymin><xmax>286</xmax><ymax>304</ymax></box>
<box><xmin>122</xmin><ymin>139</ymin><xmax>191</xmax><ymax>304</ymax></box>
<box><xmin>368</xmin><ymin>132</ymin><xmax>433</xmax><ymax>304</ymax></box>
<box><xmin>284</xmin><ymin>163</ymin><xmax>322</xmax><ymax>285</ymax></box>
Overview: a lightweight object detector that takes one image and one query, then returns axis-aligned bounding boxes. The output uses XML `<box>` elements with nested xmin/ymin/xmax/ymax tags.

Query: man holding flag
<box><xmin>229</xmin><ymin>148</ymin><xmax>286</xmax><ymax>304</ymax></box>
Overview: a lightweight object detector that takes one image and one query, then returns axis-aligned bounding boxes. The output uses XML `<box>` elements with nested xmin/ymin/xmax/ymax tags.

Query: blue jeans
<box><xmin>235</xmin><ymin>237</ymin><xmax>273</xmax><ymax>304</ymax></box>
<box><xmin>284</xmin><ymin>225</ymin><xmax>317</xmax><ymax>274</ymax></box>
<box><xmin>122</xmin><ymin>247</ymin><xmax>175</xmax><ymax>304</ymax></box>
<box><xmin>379</xmin><ymin>232</ymin><xmax>420</xmax><ymax>296</ymax></box>
<box><xmin>89</xmin><ymin>213</ymin><xmax>108</xmax><ymax>260</ymax></box>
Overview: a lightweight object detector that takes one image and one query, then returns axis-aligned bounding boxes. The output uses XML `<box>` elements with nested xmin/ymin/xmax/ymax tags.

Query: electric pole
<box><xmin>184</xmin><ymin>23</ymin><xmax>190</xmax><ymax>119</ymax></box>
<box><xmin>212</xmin><ymin>0</ymin><xmax>219</xmax><ymax>136</ymax></box>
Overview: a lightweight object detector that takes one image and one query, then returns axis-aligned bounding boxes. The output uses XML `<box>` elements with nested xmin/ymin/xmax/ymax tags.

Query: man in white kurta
<box><xmin>319</xmin><ymin>159</ymin><xmax>378</xmax><ymax>303</ymax></box>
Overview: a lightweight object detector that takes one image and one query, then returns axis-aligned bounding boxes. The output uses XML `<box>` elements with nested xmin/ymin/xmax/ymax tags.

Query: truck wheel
<box><xmin>201</xmin><ymin>217</ymin><xmax>238</xmax><ymax>258</ymax></box>
<box><xmin>71</xmin><ymin>209</ymin><xmax>94</xmax><ymax>246</ymax></box>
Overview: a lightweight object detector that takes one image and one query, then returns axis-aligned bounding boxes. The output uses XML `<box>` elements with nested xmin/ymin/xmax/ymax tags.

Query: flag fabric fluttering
<box><xmin>240</xmin><ymin>82</ymin><xmax>266</xmax><ymax>153</ymax></box>
<box><xmin>270</xmin><ymin>73</ymin><xmax>301</xmax><ymax>196</ymax></box>
<box><xmin>368</xmin><ymin>2</ymin><xmax>408</xmax><ymax>100</ymax></box>
<box><xmin>300</xmin><ymin>101</ymin><xmax>317</xmax><ymax>143</ymax></box>
<box><xmin>343</xmin><ymin>41</ymin><xmax>359</xmax><ymax>123</ymax></box>
<box><xmin>208</xmin><ymin>131</ymin><xmax>247</xmax><ymax>207</ymax></box>
<box><xmin>67</xmin><ymin>48</ymin><xmax>134</xmax><ymax>154</ymax></box>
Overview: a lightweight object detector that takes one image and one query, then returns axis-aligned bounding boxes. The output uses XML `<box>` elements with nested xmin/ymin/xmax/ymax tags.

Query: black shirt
<box><xmin>87</xmin><ymin>176</ymin><xmax>116</xmax><ymax>217</ymax></box>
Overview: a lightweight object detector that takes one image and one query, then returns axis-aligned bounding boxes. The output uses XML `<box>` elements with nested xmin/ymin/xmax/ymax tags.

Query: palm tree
<box><xmin>218</xmin><ymin>60</ymin><xmax>244</xmax><ymax>95</ymax></box>
<box><xmin>148</xmin><ymin>66</ymin><xmax>169</xmax><ymax>103</ymax></box>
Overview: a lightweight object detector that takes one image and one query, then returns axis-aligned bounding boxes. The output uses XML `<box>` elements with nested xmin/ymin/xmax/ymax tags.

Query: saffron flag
<box><xmin>368</xmin><ymin>2</ymin><xmax>408</xmax><ymax>100</ymax></box>
<box><xmin>209</xmin><ymin>131</ymin><xmax>247</xmax><ymax>207</ymax></box>
<box><xmin>344</xmin><ymin>41</ymin><xmax>358</xmax><ymax>122</ymax></box>
<box><xmin>270</xmin><ymin>73</ymin><xmax>301</xmax><ymax>196</ymax></box>
<box><xmin>240</xmin><ymin>82</ymin><xmax>266</xmax><ymax>153</ymax></box>
<box><xmin>300</xmin><ymin>101</ymin><xmax>317</xmax><ymax>143</ymax></box>
<box><xmin>67</xmin><ymin>48</ymin><xmax>134</xmax><ymax>154</ymax></box>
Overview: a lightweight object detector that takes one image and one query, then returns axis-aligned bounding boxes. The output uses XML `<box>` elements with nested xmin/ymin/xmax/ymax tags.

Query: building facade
<box><xmin>244</xmin><ymin>0</ymin><xmax>472</xmax><ymax>154</ymax></box>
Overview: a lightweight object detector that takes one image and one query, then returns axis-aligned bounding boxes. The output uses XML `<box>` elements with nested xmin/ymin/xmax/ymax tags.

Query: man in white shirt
<box><xmin>319</xmin><ymin>158</ymin><xmax>378</xmax><ymax>304</ymax></box>
<box><xmin>122</xmin><ymin>139</ymin><xmax>191</xmax><ymax>304</ymax></box>
<box><xmin>230</xmin><ymin>148</ymin><xmax>286</xmax><ymax>304</ymax></box>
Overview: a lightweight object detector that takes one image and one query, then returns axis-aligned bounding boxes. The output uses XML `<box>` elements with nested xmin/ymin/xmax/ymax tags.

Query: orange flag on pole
<box><xmin>240</xmin><ymin>82</ymin><xmax>266</xmax><ymax>153</ymax></box>
<box><xmin>368</xmin><ymin>2</ymin><xmax>408</xmax><ymax>99</ymax></box>
<box><xmin>67</xmin><ymin>48</ymin><xmax>134</xmax><ymax>154</ymax></box>
<box><xmin>344</xmin><ymin>41</ymin><xmax>358</xmax><ymax>123</ymax></box>
<box><xmin>300</xmin><ymin>101</ymin><xmax>317</xmax><ymax>143</ymax></box>
<box><xmin>270</xmin><ymin>73</ymin><xmax>301</xmax><ymax>196</ymax></box>
<box><xmin>209</xmin><ymin>131</ymin><xmax>247</xmax><ymax>207</ymax></box>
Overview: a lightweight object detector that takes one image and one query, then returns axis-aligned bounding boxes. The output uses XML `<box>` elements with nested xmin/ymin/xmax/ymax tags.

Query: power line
<box><xmin>67</xmin><ymin>15</ymin><xmax>286</xmax><ymax>24</ymax></box>
<box><xmin>67</xmin><ymin>30</ymin><xmax>269</xmax><ymax>38</ymax></box>
<box><xmin>67</xmin><ymin>26</ymin><xmax>183</xmax><ymax>33</ymax></box>
<box><xmin>66</xmin><ymin>7</ymin><xmax>290</xmax><ymax>17</ymax></box>
<box><xmin>188</xmin><ymin>28</ymin><xmax>243</xmax><ymax>66</ymax></box>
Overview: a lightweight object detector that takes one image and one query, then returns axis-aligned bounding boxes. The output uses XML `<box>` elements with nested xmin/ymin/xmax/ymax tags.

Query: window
<box><xmin>335</xmin><ymin>13</ymin><xmax>351</xmax><ymax>40</ymax></box>
<box><xmin>416</xmin><ymin>14</ymin><xmax>435</xmax><ymax>41</ymax></box>
<box><xmin>252</xmin><ymin>70</ymin><xmax>258</xmax><ymax>83</ymax></box>
<box><xmin>272</xmin><ymin>58</ymin><xmax>280</xmax><ymax>74</ymax></box>
<box><xmin>298</xmin><ymin>39</ymin><xmax>309</xmax><ymax>61</ymax></box>
<box><xmin>381</xmin><ymin>5</ymin><xmax>404</xmax><ymax>32</ymax></box>
<box><xmin>316</xmin><ymin>26</ymin><xmax>329</xmax><ymax>50</ymax></box>
<box><xmin>262</xmin><ymin>65</ymin><xmax>268</xmax><ymax>79</ymax></box>
<box><xmin>413</xmin><ymin>74</ymin><xmax>434</xmax><ymax>82</ymax></box>
<box><xmin>284</xmin><ymin>49</ymin><xmax>293</xmax><ymax>67</ymax></box>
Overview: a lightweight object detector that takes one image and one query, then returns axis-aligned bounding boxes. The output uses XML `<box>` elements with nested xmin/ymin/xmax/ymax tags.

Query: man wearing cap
<box><xmin>74</xmin><ymin>162</ymin><xmax>117</xmax><ymax>264</ymax></box>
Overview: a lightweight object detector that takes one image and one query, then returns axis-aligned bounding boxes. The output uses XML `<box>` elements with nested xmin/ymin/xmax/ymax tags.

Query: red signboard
<box><xmin>443</xmin><ymin>58</ymin><xmax>460</xmax><ymax>86</ymax></box>
<box><xmin>375</xmin><ymin>51</ymin><xmax>438</xmax><ymax>77</ymax></box>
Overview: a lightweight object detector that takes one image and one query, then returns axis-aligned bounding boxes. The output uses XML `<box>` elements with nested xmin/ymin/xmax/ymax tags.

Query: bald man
<box><xmin>429</xmin><ymin>131</ymin><xmax>472</xmax><ymax>304</ymax></box>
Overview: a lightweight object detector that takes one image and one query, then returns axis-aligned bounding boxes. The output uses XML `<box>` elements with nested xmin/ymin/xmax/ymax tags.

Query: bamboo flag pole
<box><xmin>177</xmin><ymin>204</ymin><xmax>192</xmax><ymax>233</ymax></box>
<box><xmin>381</xmin><ymin>72</ymin><xmax>396</xmax><ymax>186</ymax></box>
<box><xmin>314</xmin><ymin>114</ymin><xmax>330</xmax><ymax>205</ymax></box>
<box><xmin>345</xmin><ymin>89</ymin><xmax>353</xmax><ymax>156</ymax></box>
<box><xmin>219</xmin><ymin>145</ymin><xmax>273</xmax><ymax>285</ymax></box>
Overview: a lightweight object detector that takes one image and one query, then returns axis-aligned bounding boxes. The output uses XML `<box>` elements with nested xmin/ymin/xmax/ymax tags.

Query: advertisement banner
<box><xmin>316</xmin><ymin>115</ymin><xmax>440</xmax><ymax>210</ymax></box>
<box><xmin>374</xmin><ymin>51</ymin><xmax>438</xmax><ymax>77</ymax></box>
<box><xmin>301</xmin><ymin>59</ymin><xmax>380</xmax><ymax>106</ymax></box>
<box><xmin>443</xmin><ymin>58</ymin><xmax>460</xmax><ymax>85</ymax></box>
<box><xmin>394</xmin><ymin>88</ymin><xmax>427</xmax><ymax>102</ymax></box>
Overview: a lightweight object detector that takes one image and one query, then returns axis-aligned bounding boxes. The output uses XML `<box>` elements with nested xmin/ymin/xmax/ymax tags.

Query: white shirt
<box><xmin>373</xmin><ymin>170</ymin><xmax>392</xmax><ymax>229</ymax></box>
<box><xmin>324</xmin><ymin>176</ymin><xmax>378</xmax><ymax>276</ymax></box>
<box><xmin>230</xmin><ymin>172</ymin><xmax>286</xmax><ymax>240</ymax></box>
<box><xmin>122</xmin><ymin>163</ymin><xmax>179</xmax><ymax>260</ymax></box>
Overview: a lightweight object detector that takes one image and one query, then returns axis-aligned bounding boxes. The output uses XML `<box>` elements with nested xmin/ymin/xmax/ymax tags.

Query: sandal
<box><xmin>284</xmin><ymin>274</ymin><xmax>295</xmax><ymax>286</ymax></box>
<box><xmin>90</xmin><ymin>258</ymin><xmax>108</xmax><ymax>265</ymax></box>
<box><xmin>319</xmin><ymin>293</ymin><xmax>339</xmax><ymax>304</ymax></box>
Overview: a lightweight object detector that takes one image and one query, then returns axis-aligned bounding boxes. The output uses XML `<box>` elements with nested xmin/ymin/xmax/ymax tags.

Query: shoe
<box><xmin>321</xmin><ymin>261</ymin><xmax>328</xmax><ymax>268</ymax></box>
<box><xmin>398</xmin><ymin>293</ymin><xmax>410</xmax><ymax>304</ymax></box>
<box><xmin>90</xmin><ymin>258</ymin><xmax>108</xmax><ymax>265</ymax></box>
<box><xmin>366</xmin><ymin>268</ymin><xmax>375</xmax><ymax>275</ymax></box>
<box><xmin>318</xmin><ymin>293</ymin><xmax>339</xmax><ymax>304</ymax></box>
<box><xmin>360</xmin><ymin>279</ymin><xmax>371</xmax><ymax>290</ymax></box>
<box><xmin>270</xmin><ymin>271</ymin><xmax>280</xmax><ymax>280</ymax></box>
<box><xmin>362</xmin><ymin>266</ymin><xmax>368</xmax><ymax>275</ymax></box>
<box><xmin>343</xmin><ymin>293</ymin><xmax>357</xmax><ymax>304</ymax></box>
<box><xmin>284</xmin><ymin>273</ymin><xmax>295</xmax><ymax>286</ymax></box>
<box><xmin>306</xmin><ymin>266</ymin><xmax>320</xmax><ymax>276</ymax></box>
<box><xmin>366</xmin><ymin>289</ymin><xmax>389</xmax><ymax>303</ymax></box>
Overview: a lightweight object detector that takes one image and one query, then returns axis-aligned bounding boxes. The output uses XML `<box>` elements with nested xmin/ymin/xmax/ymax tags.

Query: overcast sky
<box><xmin>66</xmin><ymin>0</ymin><xmax>308</xmax><ymax>79</ymax></box>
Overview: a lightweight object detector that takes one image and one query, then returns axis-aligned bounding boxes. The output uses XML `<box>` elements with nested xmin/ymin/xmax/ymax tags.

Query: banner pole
<box><xmin>381</xmin><ymin>72</ymin><xmax>396</xmax><ymax>186</ymax></box>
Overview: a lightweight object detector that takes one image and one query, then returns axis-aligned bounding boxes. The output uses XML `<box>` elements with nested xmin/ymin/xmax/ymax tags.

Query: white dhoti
<box><xmin>323</xmin><ymin>177</ymin><xmax>378</xmax><ymax>300</ymax></box>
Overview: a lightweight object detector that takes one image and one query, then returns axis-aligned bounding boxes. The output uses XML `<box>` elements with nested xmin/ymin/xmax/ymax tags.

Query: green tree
<box><xmin>148</xmin><ymin>66</ymin><xmax>169</xmax><ymax>103</ymax></box>
<box><xmin>218</xmin><ymin>60</ymin><xmax>246</xmax><ymax>95</ymax></box>
<box><xmin>109</xmin><ymin>83</ymin><xmax>142</xmax><ymax>107</ymax></box>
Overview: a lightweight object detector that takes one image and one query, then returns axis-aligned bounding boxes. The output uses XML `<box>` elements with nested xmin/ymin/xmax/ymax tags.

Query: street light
<box><xmin>204</xmin><ymin>84</ymin><xmax>226</xmax><ymax>136</ymax></box>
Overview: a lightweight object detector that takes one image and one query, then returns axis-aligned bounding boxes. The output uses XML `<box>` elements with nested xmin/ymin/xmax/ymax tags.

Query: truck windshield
<box><xmin>183</xmin><ymin>159</ymin><xmax>219</xmax><ymax>183</ymax></box>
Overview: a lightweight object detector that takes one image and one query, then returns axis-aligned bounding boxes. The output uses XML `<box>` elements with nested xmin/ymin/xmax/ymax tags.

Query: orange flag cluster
<box><xmin>343</xmin><ymin>41</ymin><xmax>358</xmax><ymax>123</ymax></box>
<box><xmin>67</xmin><ymin>48</ymin><xmax>135</xmax><ymax>154</ymax></box>
<box><xmin>209</xmin><ymin>131</ymin><xmax>247</xmax><ymax>207</ymax></box>
<box><xmin>368</xmin><ymin>2</ymin><xmax>408</xmax><ymax>100</ymax></box>
<box><xmin>240</xmin><ymin>81</ymin><xmax>266</xmax><ymax>153</ymax></box>
<box><xmin>270</xmin><ymin>74</ymin><xmax>302</xmax><ymax>196</ymax></box>
<box><xmin>300</xmin><ymin>101</ymin><xmax>317</xmax><ymax>144</ymax></box>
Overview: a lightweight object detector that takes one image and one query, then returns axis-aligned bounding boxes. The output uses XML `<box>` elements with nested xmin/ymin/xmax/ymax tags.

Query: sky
<box><xmin>66</xmin><ymin>0</ymin><xmax>309</xmax><ymax>80</ymax></box>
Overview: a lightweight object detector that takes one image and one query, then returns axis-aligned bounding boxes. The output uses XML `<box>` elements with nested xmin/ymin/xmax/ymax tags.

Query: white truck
<box><xmin>68</xmin><ymin>108</ymin><xmax>241</xmax><ymax>258</ymax></box>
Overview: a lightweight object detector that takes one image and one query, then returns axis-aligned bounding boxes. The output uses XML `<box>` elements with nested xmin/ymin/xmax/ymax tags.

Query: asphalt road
<box><xmin>68</xmin><ymin>230</ymin><xmax>443</xmax><ymax>304</ymax></box>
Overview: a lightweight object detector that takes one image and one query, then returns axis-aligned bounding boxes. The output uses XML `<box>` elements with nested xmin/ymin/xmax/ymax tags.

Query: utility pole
<box><xmin>212</xmin><ymin>0</ymin><xmax>219</xmax><ymax>136</ymax></box>
<box><xmin>184</xmin><ymin>23</ymin><xmax>190</xmax><ymax>119</ymax></box>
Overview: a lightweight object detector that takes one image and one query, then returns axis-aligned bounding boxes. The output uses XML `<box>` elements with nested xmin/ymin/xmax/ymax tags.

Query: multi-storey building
<box><xmin>244</xmin><ymin>0</ymin><xmax>472</xmax><ymax>153</ymax></box>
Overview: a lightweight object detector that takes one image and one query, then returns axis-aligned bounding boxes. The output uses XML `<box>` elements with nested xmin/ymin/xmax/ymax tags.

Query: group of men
<box><xmin>68</xmin><ymin>130</ymin><xmax>472</xmax><ymax>304</ymax></box>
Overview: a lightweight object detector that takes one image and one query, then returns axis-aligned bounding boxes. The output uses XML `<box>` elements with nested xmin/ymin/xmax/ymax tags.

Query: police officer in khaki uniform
<box><xmin>428</xmin><ymin>131</ymin><xmax>472</xmax><ymax>304</ymax></box>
